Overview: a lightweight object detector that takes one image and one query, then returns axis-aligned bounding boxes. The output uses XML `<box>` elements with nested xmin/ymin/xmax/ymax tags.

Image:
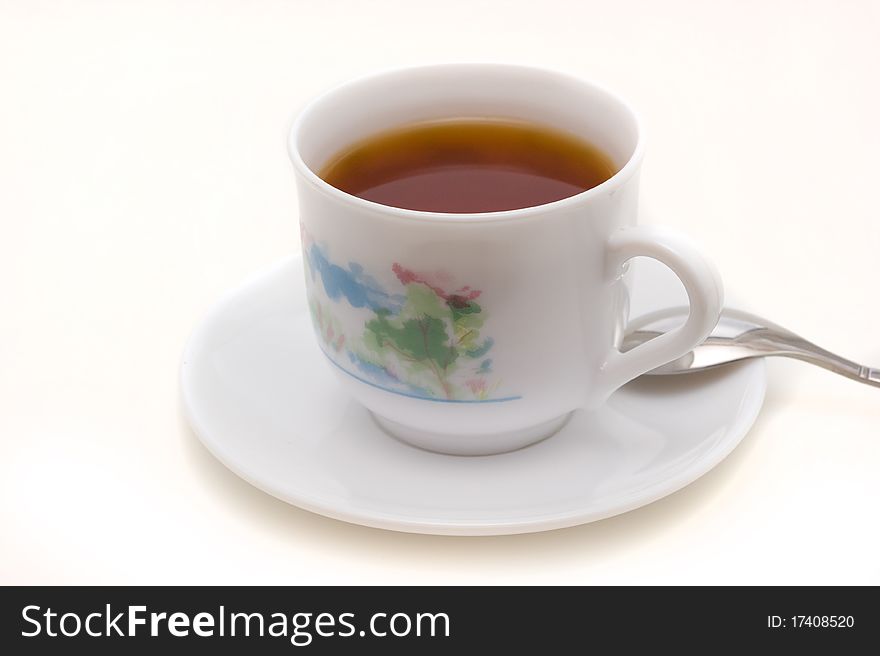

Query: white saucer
<box><xmin>181</xmin><ymin>255</ymin><xmax>766</xmax><ymax>535</ymax></box>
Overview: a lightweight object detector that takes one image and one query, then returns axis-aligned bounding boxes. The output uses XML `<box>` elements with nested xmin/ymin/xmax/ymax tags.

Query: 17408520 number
<box><xmin>767</xmin><ymin>616</ymin><xmax>854</xmax><ymax>629</ymax></box>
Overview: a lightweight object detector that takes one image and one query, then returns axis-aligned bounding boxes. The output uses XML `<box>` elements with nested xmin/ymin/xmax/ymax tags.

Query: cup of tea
<box><xmin>288</xmin><ymin>64</ymin><xmax>722</xmax><ymax>456</ymax></box>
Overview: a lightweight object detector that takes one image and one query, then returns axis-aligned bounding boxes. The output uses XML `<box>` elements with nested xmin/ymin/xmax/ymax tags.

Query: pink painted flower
<box><xmin>465</xmin><ymin>378</ymin><xmax>488</xmax><ymax>396</ymax></box>
<box><xmin>392</xmin><ymin>263</ymin><xmax>482</xmax><ymax>305</ymax></box>
<box><xmin>392</xmin><ymin>263</ymin><xmax>418</xmax><ymax>285</ymax></box>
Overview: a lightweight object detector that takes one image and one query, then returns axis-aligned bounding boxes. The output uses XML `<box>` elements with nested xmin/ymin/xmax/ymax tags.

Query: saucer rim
<box><xmin>181</xmin><ymin>255</ymin><xmax>767</xmax><ymax>536</ymax></box>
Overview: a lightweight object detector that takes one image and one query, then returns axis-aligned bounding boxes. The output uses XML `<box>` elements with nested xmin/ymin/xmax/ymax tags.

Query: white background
<box><xmin>1</xmin><ymin>0</ymin><xmax>878</xmax><ymax>584</ymax></box>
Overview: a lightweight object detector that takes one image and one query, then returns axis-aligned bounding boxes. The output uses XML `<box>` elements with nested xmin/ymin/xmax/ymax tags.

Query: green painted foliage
<box><xmin>361</xmin><ymin>280</ymin><xmax>490</xmax><ymax>399</ymax></box>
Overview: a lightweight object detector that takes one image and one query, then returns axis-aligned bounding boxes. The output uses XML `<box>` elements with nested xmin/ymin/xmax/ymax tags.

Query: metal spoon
<box><xmin>623</xmin><ymin>307</ymin><xmax>880</xmax><ymax>386</ymax></box>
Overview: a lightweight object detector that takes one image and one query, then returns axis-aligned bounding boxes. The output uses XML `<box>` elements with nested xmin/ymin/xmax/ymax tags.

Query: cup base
<box><xmin>371</xmin><ymin>412</ymin><xmax>573</xmax><ymax>456</ymax></box>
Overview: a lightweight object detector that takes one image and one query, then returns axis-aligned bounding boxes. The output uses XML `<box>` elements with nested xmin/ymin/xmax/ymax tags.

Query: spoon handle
<box><xmin>757</xmin><ymin>331</ymin><xmax>880</xmax><ymax>388</ymax></box>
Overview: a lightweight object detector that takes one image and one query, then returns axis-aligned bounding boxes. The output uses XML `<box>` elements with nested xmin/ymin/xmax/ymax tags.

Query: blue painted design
<box><xmin>301</xmin><ymin>232</ymin><xmax>516</xmax><ymax>403</ymax></box>
<box><xmin>306</xmin><ymin>243</ymin><xmax>405</xmax><ymax>314</ymax></box>
<box><xmin>346</xmin><ymin>351</ymin><xmax>434</xmax><ymax>398</ymax></box>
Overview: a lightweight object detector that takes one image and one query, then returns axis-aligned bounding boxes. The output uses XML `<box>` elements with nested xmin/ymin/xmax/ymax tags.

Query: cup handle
<box><xmin>601</xmin><ymin>225</ymin><xmax>724</xmax><ymax>392</ymax></box>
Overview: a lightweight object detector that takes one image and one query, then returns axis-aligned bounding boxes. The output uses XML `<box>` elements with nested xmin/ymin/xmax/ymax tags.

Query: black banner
<box><xmin>0</xmin><ymin>586</ymin><xmax>873</xmax><ymax>653</ymax></box>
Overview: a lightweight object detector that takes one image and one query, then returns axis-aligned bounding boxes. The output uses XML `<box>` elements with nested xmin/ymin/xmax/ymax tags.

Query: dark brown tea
<box><xmin>319</xmin><ymin>119</ymin><xmax>616</xmax><ymax>213</ymax></box>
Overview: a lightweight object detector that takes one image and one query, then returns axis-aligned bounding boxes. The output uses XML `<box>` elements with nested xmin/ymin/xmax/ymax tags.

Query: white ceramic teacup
<box><xmin>288</xmin><ymin>64</ymin><xmax>723</xmax><ymax>456</ymax></box>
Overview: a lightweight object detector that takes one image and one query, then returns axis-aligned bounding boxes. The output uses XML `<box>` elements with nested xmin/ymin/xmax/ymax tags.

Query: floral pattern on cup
<box><xmin>302</xmin><ymin>231</ymin><xmax>514</xmax><ymax>402</ymax></box>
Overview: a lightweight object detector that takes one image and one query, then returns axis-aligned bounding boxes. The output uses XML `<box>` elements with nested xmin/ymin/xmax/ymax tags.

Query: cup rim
<box><xmin>288</xmin><ymin>63</ymin><xmax>645</xmax><ymax>224</ymax></box>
